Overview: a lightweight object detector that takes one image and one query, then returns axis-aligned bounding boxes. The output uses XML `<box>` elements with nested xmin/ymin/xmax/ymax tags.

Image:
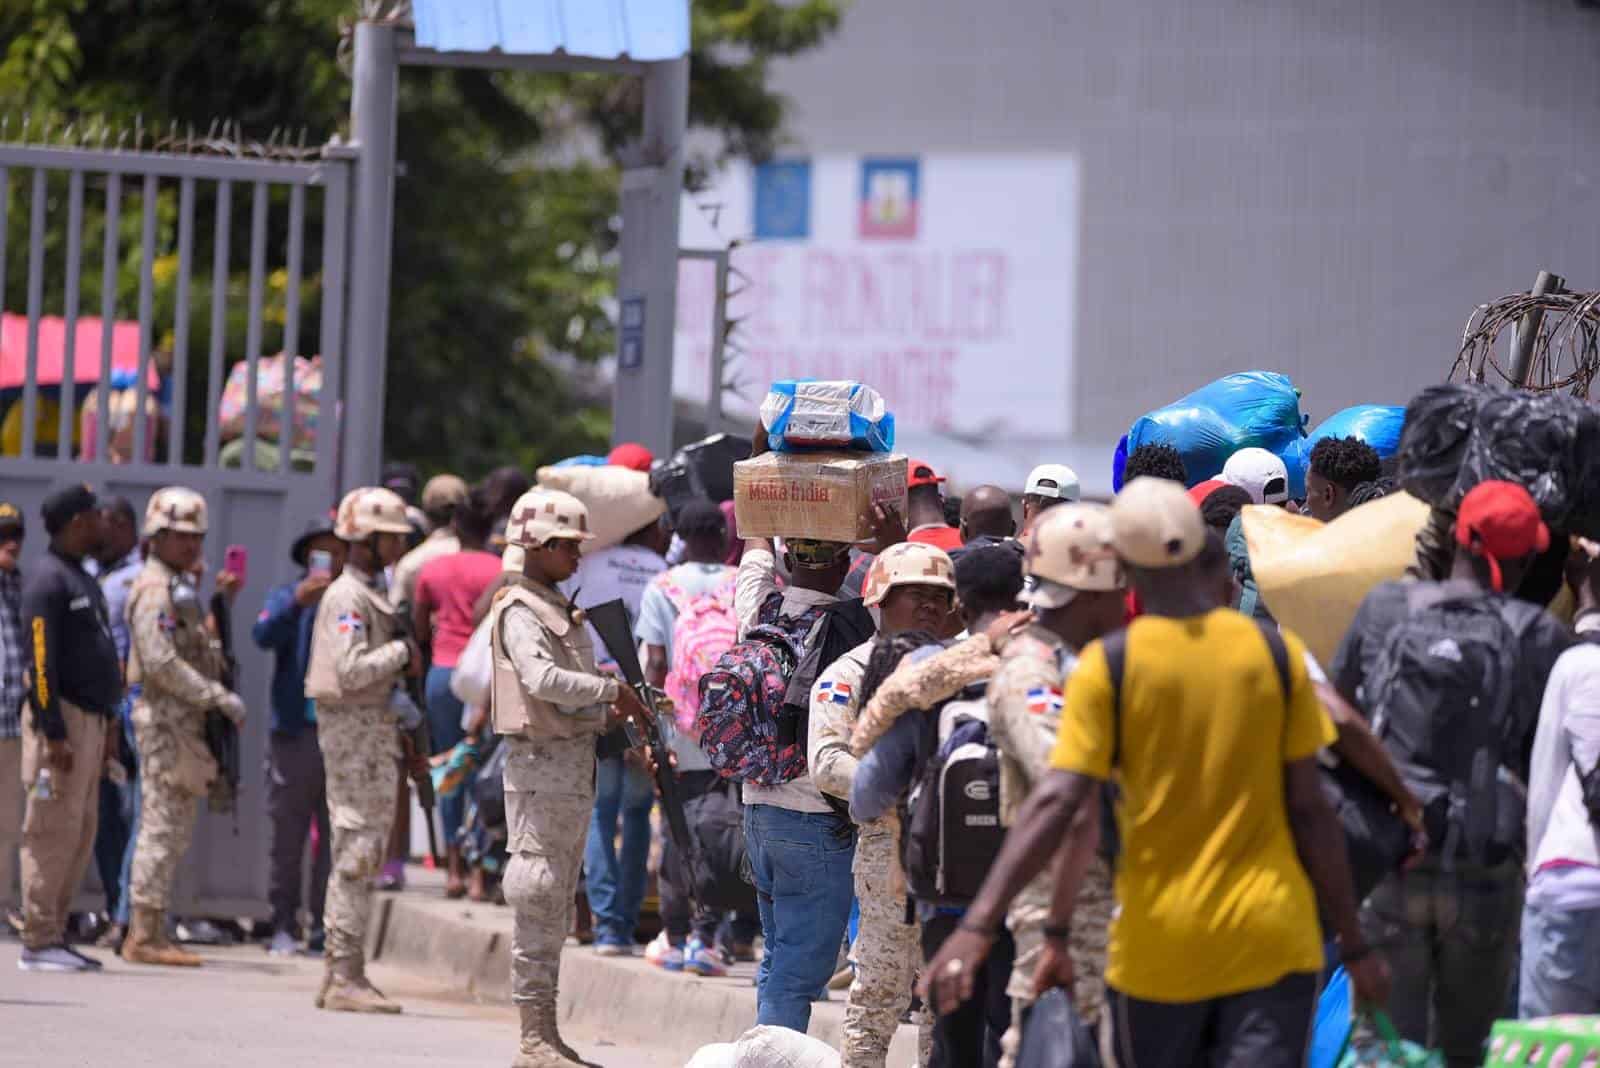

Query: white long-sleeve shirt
<box><xmin>1527</xmin><ymin>627</ymin><xmax>1600</xmax><ymax>908</ymax></box>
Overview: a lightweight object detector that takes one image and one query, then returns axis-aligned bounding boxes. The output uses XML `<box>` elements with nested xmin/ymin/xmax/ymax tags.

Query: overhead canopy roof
<box><xmin>410</xmin><ymin>0</ymin><xmax>690</xmax><ymax>61</ymax></box>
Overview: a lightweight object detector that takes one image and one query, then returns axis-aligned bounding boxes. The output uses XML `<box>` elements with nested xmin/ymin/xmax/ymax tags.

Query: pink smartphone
<box><xmin>223</xmin><ymin>544</ymin><xmax>249</xmax><ymax>586</ymax></box>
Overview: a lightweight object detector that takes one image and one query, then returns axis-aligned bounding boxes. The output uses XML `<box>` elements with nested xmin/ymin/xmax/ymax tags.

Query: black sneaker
<box><xmin>65</xmin><ymin>945</ymin><xmax>103</xmax><ymax>970</ymax></box>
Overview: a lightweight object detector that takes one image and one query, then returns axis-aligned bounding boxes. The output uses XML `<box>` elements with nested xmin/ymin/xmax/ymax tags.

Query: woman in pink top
<box><xmin>413</xmin><ymin>486</ymin><xmax>501</xmax><ymax>896</ymax></box>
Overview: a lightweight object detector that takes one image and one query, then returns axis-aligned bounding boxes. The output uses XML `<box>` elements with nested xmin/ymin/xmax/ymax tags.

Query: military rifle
<box><xmin>206</xmin><ymin>590</ymin><xmax>241</xmax><ymax>832</ymax></box>
<box><xmin>392</xmin><ymin>609</ymin><xmax>441</xmax><ymax>866</ymax></box>
<box><xmin>586</xmin><ymin>598</ymin><xmax>697</xmax><ymax>898</ymax></box>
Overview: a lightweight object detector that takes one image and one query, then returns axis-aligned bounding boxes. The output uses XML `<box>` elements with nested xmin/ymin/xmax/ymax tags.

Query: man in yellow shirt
<box><xmin>924</xmin><ymin>477</ymin><xmax>1388</xmax><ymax>1068</ymax></box>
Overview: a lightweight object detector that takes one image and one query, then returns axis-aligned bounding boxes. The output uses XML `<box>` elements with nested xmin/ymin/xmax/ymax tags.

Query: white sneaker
<box><xmin>267</xmin><ymin>930</ymin><xmax>299</xmax><ymax>957</ymax></box>
<box><xmin>594</xmin><ymin>941</ymin><xmax>634</xmax><ymax>958</ymax></box>
<box><xmin>19</xmin><ymin>945</ymin><xmax>92</xmax><ymax>973</ymax></box>
<box><xmin>643</xmin><ymin>931</ymin><xmax>683</xmax><ymax>971</ymax></box>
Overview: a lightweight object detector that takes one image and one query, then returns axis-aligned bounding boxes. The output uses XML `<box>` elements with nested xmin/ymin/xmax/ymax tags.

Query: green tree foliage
<box><xmin>0</xmin><ymin>0</ymin><xmax>839</xmax><ymax>475</ymax></box>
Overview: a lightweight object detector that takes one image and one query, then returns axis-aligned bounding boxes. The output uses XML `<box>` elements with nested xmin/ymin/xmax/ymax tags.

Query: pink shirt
<box><xmin>415</xmin><ymin>550</ymin><xmax>502</xmax><ymax>668</ymax></box>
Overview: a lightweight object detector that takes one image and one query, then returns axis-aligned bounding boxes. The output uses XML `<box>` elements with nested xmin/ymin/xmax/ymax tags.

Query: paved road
<box><xmin>0</xmin><ymin>939</ymin><xmax>682</xmax><ymax>1067</ymax></box>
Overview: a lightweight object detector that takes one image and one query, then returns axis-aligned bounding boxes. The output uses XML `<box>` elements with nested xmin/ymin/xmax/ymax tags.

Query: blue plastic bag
<box><xmin>551</xmin><ymin>454</ymin><xmax>608</xmax><ymax>468</ymax></box>
<box><xmin>1292</xmin><ymin>405</ymin><xmax>1406</xmax><ymax>476</ymax></box>
<box><xmin>1310</xmin><ymin>966</ymin><xmax>1353</xmax><ymax>1068</ymax></box>
<box><xmin>759</xmin><ymin>379</ymin><xmax>895</xmax><ymax>453</ymax></box>
<box><xmin>1123</xmin><ymin>371</ymin><xmax>1307</xmax><ymax>495</ymax></box>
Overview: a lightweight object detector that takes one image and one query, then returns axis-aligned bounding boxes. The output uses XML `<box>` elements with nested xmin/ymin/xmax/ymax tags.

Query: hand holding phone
<box><xmin>223</xmin><ymin>544</ymin><xmax>249</xmax><ymax>587</ymax></box>
<box><xmin>307</xmin><ymin>549</ymin><xmax>334</xmax><ymax>581</ymax></box>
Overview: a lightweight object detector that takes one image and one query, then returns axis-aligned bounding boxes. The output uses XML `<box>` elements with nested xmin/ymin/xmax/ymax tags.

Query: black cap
<box><xmin>41</xmin><ymin>483</ymin><xmax>98</xmax><ymax>536</ymax></box>
<box><xmin>0</xmin><ymin>501</ymin><xmax>23</xmax><ymax>541</ymax></box>
<box><xmin>291</xmin><ymin>512</ymin><xmax>338</xmax><ymax>567</ymax></box>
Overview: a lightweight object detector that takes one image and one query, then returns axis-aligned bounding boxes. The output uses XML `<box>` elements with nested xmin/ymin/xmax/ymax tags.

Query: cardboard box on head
<box><xmin>733</xmin><ymin>451</ymin><xmax>908</xmax><ymax>544</ymax></box>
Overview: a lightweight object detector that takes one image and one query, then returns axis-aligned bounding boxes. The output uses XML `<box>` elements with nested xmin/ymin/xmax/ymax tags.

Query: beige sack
<box><xmin>1244</xmin><ymin>492</ymin><xmax>1430</xmax><ymax>668</ymax></box>
<box><xmin>535</xmin><ymin>463</ymin><xmax>666</xmax><ymax>555</ymax></box>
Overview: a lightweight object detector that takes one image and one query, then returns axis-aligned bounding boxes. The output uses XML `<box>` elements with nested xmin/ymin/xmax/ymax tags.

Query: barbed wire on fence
<box><xmin>1451</xmin><ymin>290</ymin><xmax>1600</xmax><ymax>398</ymax></box>
<box><xmin>0</xmin><ymin>112</ymin><xmax>326</xmax><ymax>162</ymax></box>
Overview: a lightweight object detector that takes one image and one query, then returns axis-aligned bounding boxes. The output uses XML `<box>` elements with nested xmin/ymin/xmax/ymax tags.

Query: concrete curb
<box><xmin>367</xmin><ymin>870</ymin><xmax>919</xmax><ymax>1066</ymax></box>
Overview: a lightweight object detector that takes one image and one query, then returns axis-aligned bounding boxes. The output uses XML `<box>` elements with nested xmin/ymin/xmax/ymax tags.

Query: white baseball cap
<box><xmin>1024</xmin><ymin>463</ymin><xmax>1081</xmax><ymax>502</ymax></box>
<box><xmin>1221</xmin><ymin>448</ymin><xmax>1290</xmax><ymax>505</ymax></box>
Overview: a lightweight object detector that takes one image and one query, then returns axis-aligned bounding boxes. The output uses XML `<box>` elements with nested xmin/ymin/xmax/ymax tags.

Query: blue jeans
<box><xmin>1520</xmin><ymin>900</ymin><xmax>1600</xmax><ymax>1017</ymax></box>
<box><xmin>744</xmin><ymin>803</ymin><xmax>856</xmax><ymax>1033</ymax></box>
<box><xmin>423</xmin><ymin>665</ymin><xmax>467</xmax><ymax>849</ymax></box>
<box><xmin>114</xmin><ymin>707</ymin><xmax>139</xmax><ymax>926</ymax></box>
<box><xmin>584</xmin><ymin>755</ymin><xmax>654</xmax><ymax>946</ymax></box>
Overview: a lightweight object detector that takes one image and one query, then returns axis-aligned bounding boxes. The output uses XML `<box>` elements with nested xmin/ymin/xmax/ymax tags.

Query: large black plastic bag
<box><xmin>1017</xmin><ymin>988</ymin><xmax>1101</xmax><ymax>1068</ymax></box>
<box><xmin>1451</xmin><ymin>389</ymin><xmax>1600</xmax><ymax>535</ymax></box>
<box><xmin>1396</xmin><ymin>384</ymin><xmax>1485</xmax><ymax>507</ymax></box>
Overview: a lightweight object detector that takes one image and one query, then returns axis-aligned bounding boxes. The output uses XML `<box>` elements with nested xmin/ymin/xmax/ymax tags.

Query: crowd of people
<box><xmin>2</xmin><ymin>406</ymin><xmax>1599</xmax><ymax>1068</ymax></box>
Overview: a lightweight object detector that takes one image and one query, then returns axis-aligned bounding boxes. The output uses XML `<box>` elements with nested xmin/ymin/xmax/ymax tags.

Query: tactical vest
<box><xmin>304</xmin><ymin>570</ymin><xmax>401</xmax><ymax>705</ymax></box>
<box><xmin>125</xmin><ymin>560</ymin><xmax>219</xmax><ymax>691</ymax></box>
<box><xmin>488</xmin><ymin>580</ymin><xmax>607</xmax><ymax>741</ymax></box>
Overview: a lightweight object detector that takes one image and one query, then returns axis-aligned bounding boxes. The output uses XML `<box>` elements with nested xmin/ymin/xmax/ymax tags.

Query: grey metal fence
<box><xmin>0</xmin><ymin>140</ymin><xmax>352</xmax><ymax>916</ymax></box>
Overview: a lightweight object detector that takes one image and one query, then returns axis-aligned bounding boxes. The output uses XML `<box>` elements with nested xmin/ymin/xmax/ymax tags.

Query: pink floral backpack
<box><xmin>660</xmin><ymin>571</ymin><xmax>739</xmax><ymax>735</ymax></box>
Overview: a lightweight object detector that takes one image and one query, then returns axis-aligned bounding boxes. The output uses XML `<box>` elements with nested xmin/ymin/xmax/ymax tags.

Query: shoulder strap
<box><xmin>1103</xmin><ymin>629</ymin><xmax>1128</xmax><ymax>769</ymax></box>
<box><xmin>1253</xmin><ymin>620</ymin><xmax>1292</xmax><ymax>703</ymax></box>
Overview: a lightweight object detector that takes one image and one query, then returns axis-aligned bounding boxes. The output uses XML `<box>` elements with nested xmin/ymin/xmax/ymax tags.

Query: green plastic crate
<box><xmin>1485</xmin><ymin>1017</ymin><xmax>1600</xmax><ymax>1067</ymax></box>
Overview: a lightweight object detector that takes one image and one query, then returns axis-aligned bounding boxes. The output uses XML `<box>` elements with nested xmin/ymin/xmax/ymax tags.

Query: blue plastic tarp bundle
<box><xmin>551</xmin><ymin>454</ymin><xmax>608</xmax><ymax>468</ymax></box>
<box><xmin>1118</xmin><ymin>371</ymin><xmax>1308</xmax><ymax>495</ymax></box>
<box><xmin>759</xmin><ymin>379</ymin><xmax>895</xmax><ymax>454</ymax></box>
<box><xmin>1290</xmin><ymin>405</ymin><xmax>1406</xmax><ymax>475</ymax></box>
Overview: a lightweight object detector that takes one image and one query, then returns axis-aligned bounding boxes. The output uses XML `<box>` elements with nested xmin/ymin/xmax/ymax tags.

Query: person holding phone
<box><xmin>251</xmin><ymin>513</ymin><xmax>345</xmax><ymax>956</ymax></box>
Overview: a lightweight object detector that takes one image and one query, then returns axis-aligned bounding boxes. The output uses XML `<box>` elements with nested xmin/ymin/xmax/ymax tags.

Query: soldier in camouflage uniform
<box><xmin>986</xmin><ymin>503</ymin><xmax>1126</xmax><ymax>1065</ymax></box>
<box><xmin>122</xmin><ymin>488</ymin><xmax>246</xmax><ymax>968</ymax></box>
<box><xmin>811</xmin><ymin>541</ymin><xmax>957</xmax><ymax>1068</ymax></box>
<box><xmin>304</xmin><ymin>487</ymin><xmax>420</xmax><ymax>1014</ymax></box>
<box><xmin>489</xmin><ymin>489</ymin><xmax>649</xmax><ymax>1068</ymax></box>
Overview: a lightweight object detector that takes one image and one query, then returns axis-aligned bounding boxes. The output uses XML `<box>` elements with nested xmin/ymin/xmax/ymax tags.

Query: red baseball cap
<box><xmin>908</xmin><ymin>459</ymin><xmax>946</xmax><ymax>488</ymax></box>
<box><xmin>607</xmin><ymin>442</ymin><xmax>654</xmax><ymax>472</ymax></box>
<box><xmin>1187</xmin><ymin>479</ymin><xmax>1230</xmax><ymax>507</ymax></box>
<box><xmin>1455</xmin><ymin>480</ymin><xmax>1550</xmax><ymax>592</ymax></box>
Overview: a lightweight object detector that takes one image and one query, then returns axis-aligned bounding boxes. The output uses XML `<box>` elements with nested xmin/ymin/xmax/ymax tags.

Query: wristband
<box><xmin>1043</xmin><ymin>925</ymin><xmax>1072</xmax><ymax>940</ymax></box>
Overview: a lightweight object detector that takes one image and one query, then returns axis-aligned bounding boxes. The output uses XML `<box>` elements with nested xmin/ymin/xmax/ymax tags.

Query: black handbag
<box><xmin>1320</xmin><ymin>756</ymin><xmax>1411</xmax><ymax>904</ymax></box>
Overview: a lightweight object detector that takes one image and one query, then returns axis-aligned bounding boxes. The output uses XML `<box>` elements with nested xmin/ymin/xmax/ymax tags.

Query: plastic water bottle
<box><xmin>34</xmin><ymin>767</ymin><xmax>55</xmax><ymax>802</ymax></box>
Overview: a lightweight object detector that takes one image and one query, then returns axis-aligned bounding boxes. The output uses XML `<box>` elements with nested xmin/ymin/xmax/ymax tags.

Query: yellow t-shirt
<box><xmin>1049</xmin><ymin>609</ymin><xmax>1336</xmax><ymax>1003</ymax></box>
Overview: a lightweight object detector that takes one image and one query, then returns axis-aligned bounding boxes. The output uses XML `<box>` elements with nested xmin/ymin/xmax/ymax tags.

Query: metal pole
<box><xmin>1507</xmin><ymin>269</ymin><xmax>1565</xmax><ymax>388</ymax></box>
<box><xmin>344</xmin><ymin>20</ymin><xmax>399</xmax><ymax>490</ymax></box>
<box><xmin>612</xmin><ymin>56</ymin><xmax>689</xmax><ymax>457</ymax></box>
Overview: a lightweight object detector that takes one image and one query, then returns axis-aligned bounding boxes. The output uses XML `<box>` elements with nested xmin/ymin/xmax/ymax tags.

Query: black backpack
<box><xmin>902</xmin><ymin>686</ymin><xmax>1006</xmax><ymax>906</ymax></box>
<box><xmin>1363</xmin><ymin>585</ymin><xmax>1523</xmax><ymax>865</ymax></box>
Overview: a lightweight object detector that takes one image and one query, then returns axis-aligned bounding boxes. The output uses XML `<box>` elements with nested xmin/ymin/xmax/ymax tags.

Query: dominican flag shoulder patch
<box><xmin>336</xmin><ymin>613</ymin><xmax>365</xmax><ymax>635</ymax></box>
<box><xmin>817</xmin><ymin>679</ymin><xmax>853</xmax><ymax>705</ymax></box>
<box><xmin>1025</xmin><ymin>687</ymin><xmax>1064</xmax><ymax>716</ymax></box>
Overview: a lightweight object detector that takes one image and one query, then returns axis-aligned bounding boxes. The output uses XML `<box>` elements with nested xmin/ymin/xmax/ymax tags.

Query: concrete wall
<box><xmin>763</xmin><ymin>0</ymin><xmax>1600</xmax><ymax>454</ymax></box>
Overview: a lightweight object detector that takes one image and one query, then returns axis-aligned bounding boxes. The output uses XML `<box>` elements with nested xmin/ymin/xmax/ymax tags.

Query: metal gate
<box><xmin>0</xmin><ymin>137</ymin><xmax>351</xmax><ymax>915</ymax></box>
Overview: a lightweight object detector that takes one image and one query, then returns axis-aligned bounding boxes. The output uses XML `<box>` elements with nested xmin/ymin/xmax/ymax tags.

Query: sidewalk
<box><xmin>367</xmin><ymin>865</ymin><xmax>921</xmax><ymax>1066</ymax></box>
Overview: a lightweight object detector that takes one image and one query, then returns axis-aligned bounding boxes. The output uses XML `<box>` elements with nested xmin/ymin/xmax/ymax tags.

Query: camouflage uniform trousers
<box><xmin>502</xmin><ymin>734</ymin><xmax>596</xmax><ymax>1012</ymax></box>
<box><xmin>998</xmin><ymin>855</ymin><xmax>1114</xmax><ymax>1068</ymax></box>
<box><xmin>128</xmin><ymin>703</ymin><xmax>208</xmax><ymax>911</ymax></box>
<box><xmin>316</xmin><ymin>704</ymin><xmax>399</xmax><ymax>967</ymax></box>
<box><xmin>843</xmin><ymin>825</ymin><xmax>921</xmax><ymax>1068</ymax></box>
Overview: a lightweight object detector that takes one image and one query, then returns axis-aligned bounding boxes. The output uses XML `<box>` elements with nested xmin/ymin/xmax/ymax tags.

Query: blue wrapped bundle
<box><xmin>759</xmin><ymin>379</ymin><xmax>895</xmax><ymax>454</ymax></box>
<box><xmin>550</xmin><ymin>454</ymin><xmax>608</xmax><ymax>468</ymax></box>
<box><xmin>1123</xmin><ymin>371</ymin><xmax>1308</xmax><ymax>494</ymax></box>
<box><xmin>1292</xmin><ymin>405</ymin><xmax>1406</xmax><ymax>474</ymax></box>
